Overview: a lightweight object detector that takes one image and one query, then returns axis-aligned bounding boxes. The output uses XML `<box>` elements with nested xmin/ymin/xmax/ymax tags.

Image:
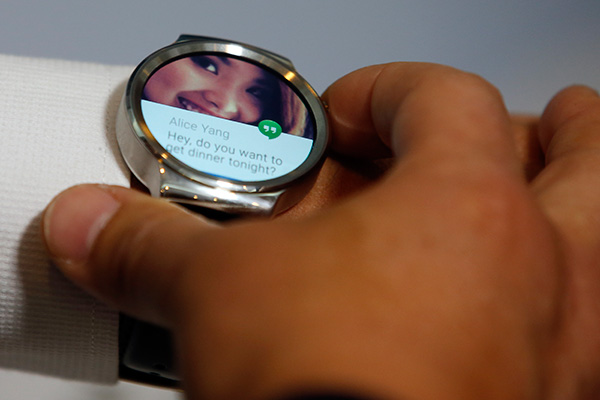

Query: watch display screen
<box><xmin>141</xmin><ymin>54</ymin><xmax>316</xmax><ymax>182</ymax></box>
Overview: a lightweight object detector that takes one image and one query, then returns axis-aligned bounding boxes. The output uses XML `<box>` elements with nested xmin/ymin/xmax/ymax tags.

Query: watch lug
<box><xmin>160</xmin><ymin>168</ymin><xmax>283</xmax><ymax>216</ymax></box>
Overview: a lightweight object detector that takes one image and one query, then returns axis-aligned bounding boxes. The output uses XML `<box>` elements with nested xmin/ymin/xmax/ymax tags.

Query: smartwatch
<box><xmin>116</xmin><ymin>34</ymin><xmax>328</xmax><ymax>217</ymax></box>
<box><xmin>116</xmin><ymin>35</ymin><xmax>329</xmax><ymax>386</ymax></box>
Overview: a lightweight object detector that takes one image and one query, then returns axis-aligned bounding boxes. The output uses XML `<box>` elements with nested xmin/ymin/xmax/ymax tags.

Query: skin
<box><xmin>43</xmin><ymin>62</ymin><xmax>600</xmax><ymax>400</ymax></box>
<box><xmin>144</xmin><ymin>55</ymin><xmax>275</xmax><ymax>123</ymax></box>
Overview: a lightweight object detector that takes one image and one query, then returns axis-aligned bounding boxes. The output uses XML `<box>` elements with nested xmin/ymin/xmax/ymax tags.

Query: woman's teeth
<box><xmin>178</xmin><ymin>97</ymin><xmax>201</xmax><ymax>112</ymax></box>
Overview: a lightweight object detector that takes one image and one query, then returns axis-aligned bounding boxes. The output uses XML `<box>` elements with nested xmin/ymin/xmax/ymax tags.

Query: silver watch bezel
<box><xmin>119</xmin><ymin>36</ymin><xmax>328</xmax><ymax>198</ymax></box>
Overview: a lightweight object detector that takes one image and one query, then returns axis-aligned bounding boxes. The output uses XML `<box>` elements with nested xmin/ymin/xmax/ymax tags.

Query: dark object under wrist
<box><xmin>277</xmin><ymin>393</ymin><xmax>375</xmax><ymax>400</ymax></box>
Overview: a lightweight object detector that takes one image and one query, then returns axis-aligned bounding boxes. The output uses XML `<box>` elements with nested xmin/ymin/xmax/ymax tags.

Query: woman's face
<box><xmin>144</xmin><ymin>55</ymin><xmax>275</xmax><ymax>124</ymax></box>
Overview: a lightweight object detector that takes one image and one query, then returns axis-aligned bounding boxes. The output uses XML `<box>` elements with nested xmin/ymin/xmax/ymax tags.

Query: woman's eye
<box><xmin>247</xmin><ymin>86</ymin><xmax>268</xmax><ymax>100</ymax></box>
<box><xmin>191</xmin><ymin>57</ymin><xmax>218</xmax><ymax>74</ymax></box>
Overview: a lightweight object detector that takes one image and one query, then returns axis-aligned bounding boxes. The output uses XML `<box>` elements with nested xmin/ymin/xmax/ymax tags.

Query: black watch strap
<box><xmin>119</xmin><ymin>314</ymin><xmax>180</xmax><ymax>387</ymax></box>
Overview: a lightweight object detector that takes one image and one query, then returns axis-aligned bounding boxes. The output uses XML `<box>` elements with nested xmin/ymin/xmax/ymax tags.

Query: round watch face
<box><xmin>136</xmin><ymin>49</ymin><xmax>323</xmax><ymax>185</ymax></box>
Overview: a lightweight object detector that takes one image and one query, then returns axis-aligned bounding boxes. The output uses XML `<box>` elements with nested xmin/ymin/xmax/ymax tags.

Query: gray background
<box><xmin>0</xmin><ymin>0</ymin><xmax>598</xmax><ymax>398</ymax></box>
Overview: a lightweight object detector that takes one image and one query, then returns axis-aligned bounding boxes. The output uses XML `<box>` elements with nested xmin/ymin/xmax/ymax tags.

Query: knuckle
<box><xmin>542</xmin><ymin>86</ymin><xmax>600</xmax><ymax>150</ymax></box>
<box><xmin>455</xmin><ymin>173</ymin><xmax>529</xmax><ymax>239</ymax></box>
<box><xmin>89</xmin><ymin>210</ymin><xmax>150</xmax><ymax>304</ymax></box>
<box><xmin>545</xmin><ymin>85</ymin><xmax>600</xmax><ymax>123</ymax></box>
<box><xmin>420</xmin><ymin>65</ymin><xmax>503</xmax><ymax>105</ymax></box>
<box><xmin>89</xmin><ymin>204</ymin><xmax>191</xmax><ymax>313</ymax></box>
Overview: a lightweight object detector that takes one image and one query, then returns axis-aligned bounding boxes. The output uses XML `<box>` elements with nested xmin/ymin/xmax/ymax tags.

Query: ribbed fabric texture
<box><xmin>0</xmin><ymin>54</ymin><xmax>132</xmax><ymax>382</ymax></box>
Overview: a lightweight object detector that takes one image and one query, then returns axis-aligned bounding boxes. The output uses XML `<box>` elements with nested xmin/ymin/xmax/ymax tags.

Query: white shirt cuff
<box><xmin>0</xmin><ymin>54</ymin><xmax>132</xmax><ymax>382</ymax></box>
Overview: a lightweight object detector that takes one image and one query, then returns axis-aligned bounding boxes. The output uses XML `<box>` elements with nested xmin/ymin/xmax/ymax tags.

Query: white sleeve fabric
<box><xmin>0</xmin><ymin>54</ymin><xmax>133</xmax><ymax>382</ymax></box>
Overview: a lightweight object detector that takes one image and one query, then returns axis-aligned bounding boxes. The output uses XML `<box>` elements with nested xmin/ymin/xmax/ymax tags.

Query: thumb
<box><xmin>42</xmin><ymin>184</ymin><xmax>213</xmax><ymax>326</ymax></box>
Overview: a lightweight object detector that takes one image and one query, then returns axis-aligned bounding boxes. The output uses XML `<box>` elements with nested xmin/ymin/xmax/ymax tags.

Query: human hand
<box><xmin>42</xmin><ymin>63</ymin><xmax>600</xmax><ymax>400</ymax></box>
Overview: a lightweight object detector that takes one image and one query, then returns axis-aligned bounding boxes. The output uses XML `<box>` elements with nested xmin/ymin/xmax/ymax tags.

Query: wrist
<box><xmin>177</xmin><ymin>308</ymin><xmax>542</xmax><ymax>400</ymax></box>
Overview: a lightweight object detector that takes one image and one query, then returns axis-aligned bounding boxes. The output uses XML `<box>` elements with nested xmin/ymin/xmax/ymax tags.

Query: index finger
<box><xmin>322</xmin><ymin>63</ymin><xmax>522</xmax><ymax>180</ymax></box>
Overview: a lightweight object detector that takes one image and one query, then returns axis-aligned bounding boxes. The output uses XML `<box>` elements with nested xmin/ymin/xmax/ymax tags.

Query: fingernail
<box><xmin>43</xmin><ymin>185</ymin><xmax>121</xmax><ymax>262</ymax></box>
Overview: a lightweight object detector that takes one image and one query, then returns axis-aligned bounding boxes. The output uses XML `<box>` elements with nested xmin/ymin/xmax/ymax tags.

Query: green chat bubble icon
<box><xmin>258</xmin><ymin>120</ymin><xmax>282</xmax><ymax>140</ymax></box>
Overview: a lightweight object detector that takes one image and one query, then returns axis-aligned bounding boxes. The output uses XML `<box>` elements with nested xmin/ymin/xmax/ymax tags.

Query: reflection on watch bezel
<box><xmin>123</xmin><ymin>37</ymin><xmax>328</xmax><ymax>194</ymax></box>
